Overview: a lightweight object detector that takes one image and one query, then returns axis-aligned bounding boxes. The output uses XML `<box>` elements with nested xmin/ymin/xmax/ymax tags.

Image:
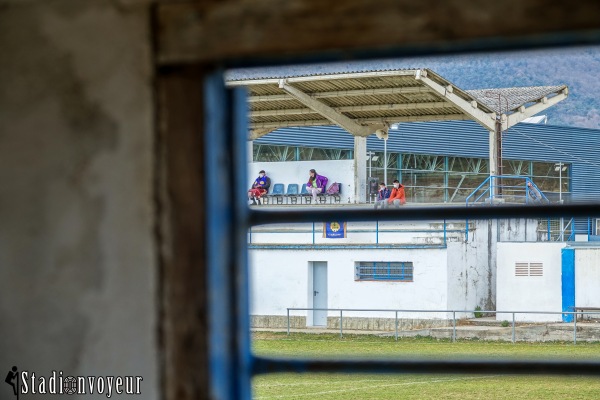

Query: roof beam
<box><xmin>277</xmin><ymin>79</ymin><xmax>381</xmax><ymax>137</ymax></box>
<box><xmin>250</xmin><ymin>114</ymin><xmax>469</xmax><ymax>130</ymax></box>
<box><xmin>505</xmin><ymin>89</ymin><xmax>569</xmax><ymax>129</ymax></box>
<box><xmin>417</xmin><ymin>71</ymin><xmax>496</xmax><ymax>131</ymax></box>
<box><xmin>227</xmin><ymin>70</ymin><xmax>417</xmax><ymax>86</ymax></box>
<box><xmin>250</xmin><ymin>101</ymin><xmax>453</xmax><ymax>117</ymax></box>
<box><xmin>247</xmin><ymin>86</ymin><xmax>432</xmax><ymax>102</ymax></box>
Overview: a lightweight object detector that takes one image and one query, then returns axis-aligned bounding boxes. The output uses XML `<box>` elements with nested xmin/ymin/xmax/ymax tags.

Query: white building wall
<box><xmin>250</xmin><ymin>248</ymin><xmax>450</xmax><ymax>322</ymax></box>
<box><xmin>496</xmin><ymin>242</ymin><xmax>566</xmax><ymax>322</ymax></box>
<box><xmin>575</xmin><ymin>248</ymin><xmax>600</xmax><ymax>307</ymax></box>
<box><xmin>249</xmin><ymin>160</ymin><xmax>356</xmax><ymax>202</ymax></box>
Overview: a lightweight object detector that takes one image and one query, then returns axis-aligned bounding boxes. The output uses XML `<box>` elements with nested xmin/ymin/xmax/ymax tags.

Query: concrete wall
<box><xmin>496</xmin><ymin>242</ymin><xmax>566</xmax><ymax>322</ymax></box>
<box><xmin>0</xmin><ymin>1</ymin><xmax>157</xmax><ymax>396</ymax></box>
<box><xmin>575</xmin><ymin>248</ymin><xmax>600</xmax><ymax>308</ymax></box>
<box><xmin>248</xmin><ymin>160</ymin><xmax>356</xmax><ymax>202</ymax></box>
<box><xmin>249</xmin><ymin>247</ymin><xmax>451</xmax><ymax>324</ymax></box>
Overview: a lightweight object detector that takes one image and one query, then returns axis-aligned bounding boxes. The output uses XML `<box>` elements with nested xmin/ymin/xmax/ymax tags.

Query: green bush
<box><xmin>474</xmin><ymin>306</ymin><xmax>483</xmax><ymax>318</ymax></box>
<box><xmin>501</xmin><ymin>320</ymin><xmax>510</xmax><ymax>327</ymax></box>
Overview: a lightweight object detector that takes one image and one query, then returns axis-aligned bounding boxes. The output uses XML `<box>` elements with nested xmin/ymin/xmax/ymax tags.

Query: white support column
<box><xmin>354</xmin><ymin>136</ymin><xmax>367</xmax><ymax>203</ymax></box>
<box><xmin>247</xmin><ymin>140</ymin><xmax>254</xmax><ymax>164</ymax></box>
<box><xmin>489</xmin><ymin>129</ymin><xmax>498</xmax><ymax>177</ymax></box>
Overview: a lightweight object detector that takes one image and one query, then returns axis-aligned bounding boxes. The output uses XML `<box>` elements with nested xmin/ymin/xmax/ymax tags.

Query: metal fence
<box><xmin>286</xmin><ymin>307</ymin><xmax>600</xmax><ymax>344</ymax></box>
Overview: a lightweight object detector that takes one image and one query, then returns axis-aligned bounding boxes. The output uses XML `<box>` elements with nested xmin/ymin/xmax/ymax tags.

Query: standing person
<box><xmin>374</xmin><ymin>182</ymin><xmax>390</xmax><ymax>209</ymax></box>
<box><xmin>248</xmin><ymin>170</ymin><xmax>271</xmax><ymax>205</ymax></box>
<box><xmin>527</xmin><ymin>181</ymin><xmax>542</xmax><ymax>203</ymax></box>
<box><xmin>387</xmin><ymin>179</ymin><xmax>406</xmax><ymax>208</ymax></box>
<box><xmin>307</xmin><ymin>169</ymin><xmax>328</xmax><ymax>204</ymax></box>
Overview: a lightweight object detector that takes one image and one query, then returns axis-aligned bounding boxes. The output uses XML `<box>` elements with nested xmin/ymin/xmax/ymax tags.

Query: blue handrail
<box><xmin>466</xmin><ymin>175</ymin><xmax>550</xmax><ymax>206</ymax></box>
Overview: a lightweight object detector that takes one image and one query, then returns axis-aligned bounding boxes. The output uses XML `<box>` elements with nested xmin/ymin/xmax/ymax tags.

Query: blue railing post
<box><xmin>376</xmin><ymin>220</ymin><xmax>379</xmax><ymax>245</ymax></box>
<box><xmin>443</xmin><ymin>219</ymin><xmax>447</xmax><ymax>246</ymax></box>
<box><xmin>547</xmin><ymin>218</ymin><xmax>551</xmax><ymax>241</ymax></box>
<box><xmin>465</xmin><ymin>218</ymin><xmax>469</xmax><ymax>242</ymax></box>
<box><xmin>312</xmin><ymin>222</ymin><xmax>315</xmax><ymax>245</ymax></box>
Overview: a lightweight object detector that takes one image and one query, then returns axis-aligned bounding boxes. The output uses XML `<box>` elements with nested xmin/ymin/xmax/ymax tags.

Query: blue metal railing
<box><xmin>466</xmin><ymin>176</ymin><xmax>550</xmax><ymax>207</ymax></box>
<box><xmin>248</xmin><ymin>220</ymin><xmax>468</xmax><ymax>248</ymax></box>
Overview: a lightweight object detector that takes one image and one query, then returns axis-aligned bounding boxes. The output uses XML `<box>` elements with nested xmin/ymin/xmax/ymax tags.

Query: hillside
<box><xmin>229</xmin><ymin>46</ymin><xmax>600</xmax><ymax>129</ymax></box>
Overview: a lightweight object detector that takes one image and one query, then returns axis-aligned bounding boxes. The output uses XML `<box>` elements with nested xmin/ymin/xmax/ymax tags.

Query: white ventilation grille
<box><xmin>515</xmin><ymin>262</ymin><xmax>529</xmax><ymax>276</ymax></box>
<box><xmin>529</xmin><ymin>262</ymin><xmax>543</xmax><ymax>276</ymax></box>
<box><xmin>515</xmin><ymin>262</ymin><xmax>543</xmax><ymax>277</ymax></box>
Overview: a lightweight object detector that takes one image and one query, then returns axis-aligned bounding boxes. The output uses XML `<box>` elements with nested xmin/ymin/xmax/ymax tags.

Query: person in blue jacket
<box><xmin>374</xmin><ymin>182</ymin><xmax>390</xmax><ymax>209</ymax></box>
<box><xmin>248</xmin><ymin>170</ymin><xmax>271</xmax><ymax>205</ymax></box>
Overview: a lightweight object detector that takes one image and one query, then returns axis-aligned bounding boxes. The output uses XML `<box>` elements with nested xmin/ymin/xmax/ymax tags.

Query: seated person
<box><xmin>387</xmin><ymin>179</ymin><xmax>406</xmax><ymax>208</ymax></box>
<box><xmin>248</xmin><ymin>170</ymin><xmax>271</xmax><ymax>205</ymax></box>
<box><xmin>374</xmin><ymin>182</ymin><xmax>390</xmax><ymax>209</ymax></box>
<box><xmin>307</xmin><ymin>169</ymin><xmax>328</xmax><ymax>204</ymax></box>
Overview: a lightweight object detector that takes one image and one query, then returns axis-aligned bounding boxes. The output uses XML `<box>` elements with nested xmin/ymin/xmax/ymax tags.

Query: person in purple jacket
<box><xmin>307</xmin><ymin>169</ymin><xmax>328</xmax><ymax>203</ymax></box>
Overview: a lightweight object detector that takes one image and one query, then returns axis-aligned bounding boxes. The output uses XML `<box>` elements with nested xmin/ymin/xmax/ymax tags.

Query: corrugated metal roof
<box><xmin>467</xmin><ymin>86</ymin><xmax>567</xmax><ymax>114</ymax></box>
<box><xmin>227</xmin><ymin>69</ymin><xmax>568</xmax><ymax>134</ymax></box>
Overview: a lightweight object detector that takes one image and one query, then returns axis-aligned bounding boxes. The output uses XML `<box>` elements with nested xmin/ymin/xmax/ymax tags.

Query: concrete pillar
<box><xmin>489</xmin><ymin>129</ymin><xmax>498</xmax><ymax>177</ymax></box>
<box><xmin>248</xmin><ymin>140</ymin><xmax>254</xmax><ymax>162</ymax></box>
<box><xmin>354</xmin><ymin>135</ymin><xmax>367</xmax><ymax>203</ymax></box>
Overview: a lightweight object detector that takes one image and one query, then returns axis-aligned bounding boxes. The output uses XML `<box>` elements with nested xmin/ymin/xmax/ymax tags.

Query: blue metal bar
<box><xmin>248</xmin><ymin>228</ymin><xmax>467</xmax><ymax>234</ymax></box>
<box><xmin>205</xmin><ymin>73</ymin><xmax>251</xmax><ymax>400</ymax></box>
<box><xmin>249</xmin><ymin>244</ymin><xmax>447</xmax><ymax>250</ymax></box>
<box><xmin>376</xmin><ymin>220</ymin><xmax>379</xmax><ymax>244</ymax></box>
<box><xmin>312</xmin><ymin>221</ymin><xmax>315</xmax><ymax>244</ymax></box>
<box><xmin>465</xmin><ymin>176</ymin><xmax>491</xmax><ymax>206</ymax></box>
<box><xmin>465</xmin><ymin>218</ymin><xmax>469</xmax><ymax>243</ymax></box>
<box><xmin>548</xmin><ymin>218</ymin><xmax>551</xmax><ymax>241</ymax></box>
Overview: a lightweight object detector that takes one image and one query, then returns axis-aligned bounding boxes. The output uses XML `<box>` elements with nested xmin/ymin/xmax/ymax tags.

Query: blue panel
<box><xmin>561</xmin><ymin>248</ymin><xmax>576</xmax><ymax>323</ymax></box>
<box><xmin>256</xmin><ymin>121</ymin><xmax>600</xmax><ymax>229</ymax></box>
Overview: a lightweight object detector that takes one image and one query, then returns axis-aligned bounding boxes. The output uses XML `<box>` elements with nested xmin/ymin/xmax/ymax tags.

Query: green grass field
<box><xmin>252</xmin><ymin>332</ymin><xmax>600</xmax><ymax>399</ymax></box>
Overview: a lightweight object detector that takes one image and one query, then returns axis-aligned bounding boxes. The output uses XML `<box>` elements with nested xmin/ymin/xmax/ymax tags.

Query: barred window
<box><xmin>355</xmin><ymin>262</ymin><xmax>414</xmax><ymax>281</ymax></box>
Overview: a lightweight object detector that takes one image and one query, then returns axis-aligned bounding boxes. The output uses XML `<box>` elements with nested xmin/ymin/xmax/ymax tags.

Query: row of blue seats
<box><xmin>263</xmin><ymin>183</ymin><xmax>342</xmax><ymax>205</ymax></box>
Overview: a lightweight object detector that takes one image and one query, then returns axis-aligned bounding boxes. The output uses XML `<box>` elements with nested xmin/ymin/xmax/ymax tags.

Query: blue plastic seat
<box><xmin>300</xmin><ymin>183</ymin><xmax>311</xmax><ymax>204</ymax></box>
<box><xmin>270</xmin><ymin>183</ymin><xmax>285</xmax><ymax>204</ymax></box>
<box><xmin>285</xmin><ymin>184</ymin><xmax>300</xmax><ymax>204</ymax></box>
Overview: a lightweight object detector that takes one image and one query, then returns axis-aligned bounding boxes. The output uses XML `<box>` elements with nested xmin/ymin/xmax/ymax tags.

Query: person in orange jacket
<box><xmin>387</xmin><ymin>179</ymin><xmax>406</xmax><ymax>208</ymax></box>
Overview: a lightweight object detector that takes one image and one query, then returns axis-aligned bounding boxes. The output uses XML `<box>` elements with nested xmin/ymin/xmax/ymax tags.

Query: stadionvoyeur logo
<box><xmin>5</xmin><ymin>365</ymin><xmax>143</xmax><ymax>398</ymax></box>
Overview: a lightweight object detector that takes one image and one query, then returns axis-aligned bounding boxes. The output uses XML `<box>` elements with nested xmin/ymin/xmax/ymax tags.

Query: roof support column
<box><xmin>489</xmin><ymin>127</ymin><xmax>499</xmax><ymax>198</ymax></box>
<box><xmin>489</xmin><ymin>116</ymin><xmax>504</xmax><ymax>199</ymax></box>
<box><xmin>354</xmin><ymin>136</ymin><xmax>367</xmax><ymax>203</ymax></box>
